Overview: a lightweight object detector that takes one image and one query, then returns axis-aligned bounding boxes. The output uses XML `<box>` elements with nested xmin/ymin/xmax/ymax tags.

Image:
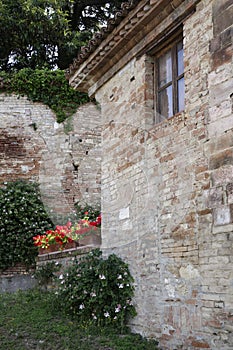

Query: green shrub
<box><xmin>56</xmin><ymin>249</ymin><xmax>137</xmax><ymax>331</ymax></box>
<box><xmin>34</xmin><ymin>262</ymin><xmax>62</xmax><ymax>289</ymax></box>
<box><xmin>74</xmin><ymin>202</ymin><xmax>100</xmax><ymax>221</ymax></box>
<box><xmin>0</xmin><ymin>68</ymin><xmax>90</xmax><ymax>123</ymax></box>
<box><xmin>0</xmin><ymin>180</ymin><xmax>53</xmax><ymax>270</ymax></box>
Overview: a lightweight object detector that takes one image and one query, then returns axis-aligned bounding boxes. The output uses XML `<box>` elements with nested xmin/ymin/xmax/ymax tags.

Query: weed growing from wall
<box><xmin>0</xmin><ymin>69</ymin><xmax>90</xmax><ymax>123</ymax></box>
<box><xmin>0</xmin><ymin>180</ymin><xmax>53</xmax><ymax>270</ymax></box>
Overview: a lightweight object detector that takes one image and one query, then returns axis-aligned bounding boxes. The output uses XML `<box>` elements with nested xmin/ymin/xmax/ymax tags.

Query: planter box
<box><xmin>38</xmin><ymin>241</ymin><xmax>79</xmax><ymax>255</ymax></box>
<box><xmin>78</xmin><ymin>231</ymin><xmax>101</xmax><ymax>246</ymax></box>
<box><xmin>38</xmin><ymin>231</ymin><xmax>101</xmax><ymax>255</ymax></box>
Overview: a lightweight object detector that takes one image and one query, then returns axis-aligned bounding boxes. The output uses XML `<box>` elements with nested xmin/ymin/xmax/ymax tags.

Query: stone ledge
<box><xmin>37</xmin><ymin>245</ymin><xmax>100</xmax><ymax>263</ymax></box>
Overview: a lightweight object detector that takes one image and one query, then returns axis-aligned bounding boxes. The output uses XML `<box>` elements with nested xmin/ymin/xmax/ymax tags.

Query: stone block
<box><xmin>211</xmin><ymin>45</ymin><xmax>233</xmax><ymax>70</ymax></box>
<box><xmin>0</xmin><ymin>274</ymin><xmax>36</xmax><ymax>293</ymax></box>
<box><xmin>209</xmin><ymin>149</ymin><xmax>233</xmax><ymax>170</ymax></box>
<box><xmin>213</xmin><ymin>205</ymin><xmax>232</xmax><ymax>226</ymax></box>
<box><xmin>213</xmin><ymin>3</ymin><xmax>233</xmax><ymax>35</ymax></box>
<box><xmin>208</xmin><ymin>187</ymin><xmax>223</xmax><ymax>208</ymax></box>
<box><xmin>226</xmin><ymin>182</ymin><xmax>233</xmax><ymax>203</ymax></box>
<box><xmin>211</xmin><ymin>165</ymin><xmax>233</xmax><ymax>186</ymax></box>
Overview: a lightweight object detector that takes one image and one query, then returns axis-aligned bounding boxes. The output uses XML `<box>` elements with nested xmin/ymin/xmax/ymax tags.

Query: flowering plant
<box><xmin>56</xmin><ymin>249</ymin><xmax>136</xmax><ymax>331</ymax></box>
<box><xmin>33</xmin><ymin>212</ymin><xmax>101</xmax><ymax>249</ymax></box>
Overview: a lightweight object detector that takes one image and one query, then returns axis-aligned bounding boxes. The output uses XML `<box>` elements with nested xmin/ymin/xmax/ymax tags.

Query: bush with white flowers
<box><xmin>56</xmin><ymin>249</ymin><xmax>136</xmax><ymax>331</ymax></box>
<box><xmin>0</xmin><ymin>180</ymin><xmax>53</xmax><ymax>270</ymax></box>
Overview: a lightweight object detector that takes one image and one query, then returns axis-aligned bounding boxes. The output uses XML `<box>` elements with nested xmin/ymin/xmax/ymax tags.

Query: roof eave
<box><xmin>68</xmin><ymin>0</ymin><xmax>201</xmax><ymax>95</ymax></box>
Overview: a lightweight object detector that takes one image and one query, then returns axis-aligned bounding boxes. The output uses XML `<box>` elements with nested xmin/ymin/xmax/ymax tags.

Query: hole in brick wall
<box><xmin>130</xmin><ymin>76</ymin><xmax>135</xmax><ymax>82</ymax></box>
<box><xmin>28</xmin><ymin>122</ymin><xmax>37</xmax><ymax>131</ymax></box>
<box><xmin>72</xmin><ymin>162</ymin><xmax>79</xmax><ymax>171</ymax></box>
<box><xmin>86</xmin><ymin>150</ymin><xmax>89</xmax><ymax>155</ymax></box>
<box><xmin>79</xmin><ymin>139</ymin><xmax>82</xmax><ymax>142</ymax></box>
<box><xmin>109</xmin><ymin>94</ymin><xmax>114</xmax><ymax>99</ymax></box>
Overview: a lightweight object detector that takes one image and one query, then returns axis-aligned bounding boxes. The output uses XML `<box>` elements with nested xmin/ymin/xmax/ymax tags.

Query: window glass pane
<box><xmin>178</xmin><ymin>77</ymin><xmax>185</xmax><ymax>111</ymax></box>
<box><xmin>177</xmin><ymin>41</ymin><xmax>184</xmax><ymax>76</ymax></box>
<box><xmin>158</xmin><ymin>50</ymin><xmax>172</xmax><ymax>88</ymax></box>
<box><xmin>158</xmin><ymin>85</ymin><xmax>173</xmax><ymax>119</ymax></box>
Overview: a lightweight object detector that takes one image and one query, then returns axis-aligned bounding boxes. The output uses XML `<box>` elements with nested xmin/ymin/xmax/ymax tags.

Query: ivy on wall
<box><xmin>0</xmin><ymin>69</ymin><xmax>90</xmax><ymax>123</ymax></box>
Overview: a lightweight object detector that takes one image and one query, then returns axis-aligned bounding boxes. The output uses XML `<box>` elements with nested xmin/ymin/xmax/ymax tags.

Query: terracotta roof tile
<box><xmin>66</xmin><ymin>0</ymin><xmax>141</xmax><ymax>79</ymax></box>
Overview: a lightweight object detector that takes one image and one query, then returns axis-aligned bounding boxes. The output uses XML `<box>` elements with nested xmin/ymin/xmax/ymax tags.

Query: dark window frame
<box><xmin>153</xmin><ymin>32</ymin><xmax>184</xmax><ymax>123</ymax></box>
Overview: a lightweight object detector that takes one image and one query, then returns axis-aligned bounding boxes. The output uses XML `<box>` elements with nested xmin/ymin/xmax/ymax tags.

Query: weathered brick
<box><xmin>0</xmin><ymin>96</ymin><xmax>101</xmax><ymax>220</ymax></box>
<box><xmin>93</xmin><ymin>0</ymin><xmax>233</xmax><ymax>344</ymax></box>
<box><xmin>64</xmin><ymin>0</ymin><xmax>233</xmax><ymax>349</ymax></box>
<box><xmin>209</xmin><ymin>149</ymin><xmax>233</xmax><ymax>170</ymax></box>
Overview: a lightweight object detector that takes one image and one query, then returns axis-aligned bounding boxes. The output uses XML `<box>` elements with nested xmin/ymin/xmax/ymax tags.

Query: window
<box><xmin>155</xmin><ymin>36</ymin><xmax>184</xmax><ymax>122</ymax></box>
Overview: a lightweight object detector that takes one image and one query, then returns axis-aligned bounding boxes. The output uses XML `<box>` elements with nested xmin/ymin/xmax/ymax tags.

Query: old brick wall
<box><xmin>95</xmin><ymin>0</ymin><xmax>233</xmax><ymax>348</ymax></box>
<box><xmin>0</xmin><ymin>95</ymin><xmax>101</xmax><ymax>223</ymax></box>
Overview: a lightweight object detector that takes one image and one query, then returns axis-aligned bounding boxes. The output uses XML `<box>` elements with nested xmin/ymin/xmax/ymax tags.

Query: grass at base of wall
<box><xmin>0</xmin><ymin>289</ymin><xmax>159</xmax><ymax>350</ymax></box>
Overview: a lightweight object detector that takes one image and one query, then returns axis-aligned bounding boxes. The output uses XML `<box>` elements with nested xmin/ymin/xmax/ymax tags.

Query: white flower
<box><xmin>99</xmin><ymin>274</ymin><xmax>106</xmax><ymax>280</ymax></box>
<box><xmin>104</xmin><ymin>312</ymin><xmax>110</xmax><ymax>318</ymax></box>
<box><xmin>92</xmin><ymin>314</ymin><xmax>97</xmax><ymax>320</ymax></box>
<box><xmin>118</xmin><ymin>284</ymin><xmax>124</xmax><ymax>288</ymax></box>
<box><xmin>115</xmin><ymin>305</ymin><xmax>121</xmax><ymax>313</ymax></box>
<box><xmin>117</xmin><ymin>274</ymin><xmax>122</xmax><ymax>279</ymax></box>
<box><xmin>90</xmin><ymin>292</ymin><xmax>96</xmax><ymax>297</ymax></box>
<box><xmin>79</xmin><ymin>304</ymin><xmax>85</xmax><ymax>310</ymax></box>
<box><xmin>59</xmin><ymin>274</ymin><xmax>63</xmax><ymax>279</ymax></box>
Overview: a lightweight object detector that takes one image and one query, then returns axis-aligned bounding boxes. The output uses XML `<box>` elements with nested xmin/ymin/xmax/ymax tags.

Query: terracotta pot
<box><xmin>38</xmin><ymin>241</ymin><xmax>79</xmax><ymax>255</ymax></box>
<box><xmin>78</xmin><ymin>232</ymin><xmax>101</xmax><ymax>246</ymax></box>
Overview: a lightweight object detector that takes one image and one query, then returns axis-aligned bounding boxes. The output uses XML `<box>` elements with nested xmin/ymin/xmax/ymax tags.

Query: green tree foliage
<box><xmin>0</xmin><ymin>180</ymin><xmax>53</xmax><ymax>270</ymax></box>
<box><xmin>0</xmin><ymin>0</ymin><xmax>125</xmax><ymax>71</ymax></box>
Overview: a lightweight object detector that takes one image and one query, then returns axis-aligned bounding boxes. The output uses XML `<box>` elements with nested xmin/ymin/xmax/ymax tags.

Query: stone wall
<box><xmin>0</xmin><ymin>95</ymin><xmax>101</xmax><ymax>223</ymax></box>
<box><xmin>0</xmin><ymin>246</ymin><xmax>96</xmax><ymax>293</ymax></box>
<box><xmin>95</xmin><ymin>0</ymin><xmax>233</xmax><ymax>349</ymax></box>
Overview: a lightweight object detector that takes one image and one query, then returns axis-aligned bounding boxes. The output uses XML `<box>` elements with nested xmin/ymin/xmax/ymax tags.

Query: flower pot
<box><xmin>78</xmin><ymin>231</ymin><xmax>101</xmax><ymax>246</ymax></box>
<box><xmin>38</xmin><ymin>241</ymin><xmax>79</xmax><ymax>255</ymax></box>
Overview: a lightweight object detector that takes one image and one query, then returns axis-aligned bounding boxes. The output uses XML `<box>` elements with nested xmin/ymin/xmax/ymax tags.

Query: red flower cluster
<box><xmin>33</xmin><ymin>213</ymin><xmax>101</xmax><ymax>249</ymax></box>
<box><xmin>89</xmin><ymin>214</ymin><xmax>101</xmax><ymax>227</ymax></box>
<box><xmin>33</xmin><ymin>223</ymin><xmax>74</xmax><ymax>249</ymax></box>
